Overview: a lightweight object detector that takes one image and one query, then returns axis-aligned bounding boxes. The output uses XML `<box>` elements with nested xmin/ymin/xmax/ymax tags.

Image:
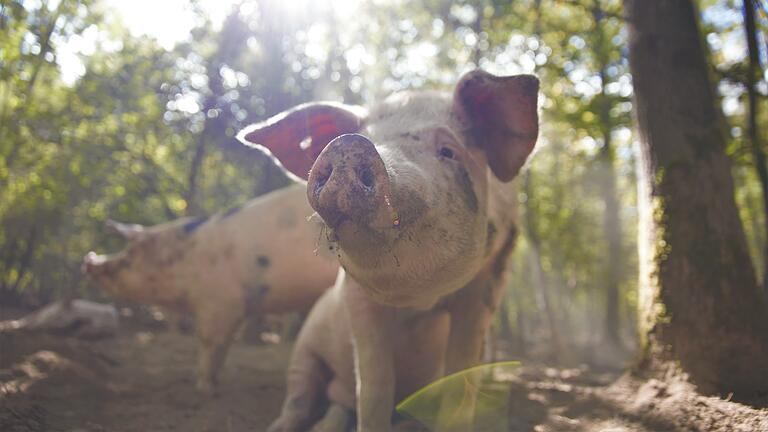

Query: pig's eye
<box><xmin>438</xmin><ymin>147</ymin><xmax>455</xmax><ymax>160</ymax></box>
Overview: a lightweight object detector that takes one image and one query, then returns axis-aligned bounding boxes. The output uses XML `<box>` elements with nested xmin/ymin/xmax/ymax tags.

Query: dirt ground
<box><xmin>1</xmin><ymin>312</ymin><xmax>767</xmax><ymax>432</ymax></box>
<box><xmin>0</xmin><ymin>320</ymin><xmax>289</xmax><ymax>432</ymax></box>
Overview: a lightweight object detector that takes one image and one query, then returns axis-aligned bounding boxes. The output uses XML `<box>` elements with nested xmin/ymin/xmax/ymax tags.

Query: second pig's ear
<box><xmin>237</xmin><ymin>102</ymin><xmax>367</xmax><ymax>180</ymax></box>
<box><xmin>105</xmin><ymin>219</ymin><xmax>145</xmax><ymax>240</ymax></box>
<box><xmin>453</xmin><ymin>70</ymin><xmax>539</xmax><ymax>182</ymax></box>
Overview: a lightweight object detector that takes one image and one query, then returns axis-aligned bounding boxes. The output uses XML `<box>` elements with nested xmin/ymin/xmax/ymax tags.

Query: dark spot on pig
<box><xmin>223</xmin><ymin>244</ymin><xmax>235</xmax><ymax>259</ymax></box>
<box><xmin>257</xmin><ymin>255</ymin><xmax>270</xmax><ymax>267</ymax></box>
<box><xmin>182</xmin><ymin>216</ymin><xmax>208</xmax><ymax>235</ymax></box>
<box><xmin>400</xmin><ymin>132</ymin><xmax>421</xmax><ymax>141</ymax></box>
<box><xmin>455</xmin><ymin>166</ymin><xmax>479</xmax><ymax>213</ymax></box>
<box><xmin>221</xmin><ymin>206</ymin><xmax>241</xmax><ymax>220</ymax></box>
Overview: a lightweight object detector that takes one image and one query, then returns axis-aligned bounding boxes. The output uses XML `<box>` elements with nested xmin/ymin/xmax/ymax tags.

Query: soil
<box><xmin>1</xmin><ymin>312</ymin><xmax>766</xmax><ymax>432</ymax></box>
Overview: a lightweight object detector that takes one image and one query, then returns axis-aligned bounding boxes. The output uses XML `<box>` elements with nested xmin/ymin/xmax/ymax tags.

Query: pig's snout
<box><xmin>82</xmin><ymin>251</ymin><xmax>107</xmax><ymax>275</ymax></box>
<box><xmin>307</xmin><ymin>134</ymin><xmax>396</xmax><ymax>229</ymax></box>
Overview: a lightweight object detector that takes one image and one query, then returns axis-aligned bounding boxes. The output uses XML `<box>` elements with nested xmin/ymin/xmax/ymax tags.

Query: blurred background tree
<box><xmin>0</xmin><ymin>0</ymin><xmax>765</xmax><ymax>367</ymax></box>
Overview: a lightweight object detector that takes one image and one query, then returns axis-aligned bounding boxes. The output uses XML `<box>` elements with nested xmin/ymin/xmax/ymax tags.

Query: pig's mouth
<box><xmin>81</xmin><ymin>250</ymin><xmax>127</xmax><ymax>277</ymax></box>
<box><xmin>315</xmin><ymin>209</ymin><xmax>351</xmax><ymax>232</ymax></box>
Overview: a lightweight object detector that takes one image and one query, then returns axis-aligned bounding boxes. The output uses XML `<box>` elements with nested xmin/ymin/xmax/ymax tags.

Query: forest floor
<box><xmin>1</xmin><ymin>309</ymin><xmax>767</xmax><ymax>432</ymax></box>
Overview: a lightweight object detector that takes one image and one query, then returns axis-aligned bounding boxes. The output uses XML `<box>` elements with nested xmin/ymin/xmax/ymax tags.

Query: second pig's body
<box><xmin>84</xmin><ymin>182</ymin><xmax>339</xmax><ymax>391</ymax></box>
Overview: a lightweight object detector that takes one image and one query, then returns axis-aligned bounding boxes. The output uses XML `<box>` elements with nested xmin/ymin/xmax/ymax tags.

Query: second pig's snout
<box><xmin>81</xmin><ymin>251</ymin><xmax>103</xmax><ymax>275</ymax></box>
<box><xmin>307</xmin><ymin>134</ymin><xmax>394</xmax><ymax>229</ymax></box>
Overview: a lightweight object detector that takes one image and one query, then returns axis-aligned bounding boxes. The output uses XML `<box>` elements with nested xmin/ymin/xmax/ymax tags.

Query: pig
<box><xmin>0</xmin><ymin>299</ymin><xmax>118</xmax><ymax>338</ymax></box>
<box><xmin>236</xmin><ymin>69</ymin><xmax>539</xmax><ymax>431</ymax></box>
<box><xmin>82</xmin><ymin>180</ymin><xmax>341</xmax><ymax>393</ymax></box>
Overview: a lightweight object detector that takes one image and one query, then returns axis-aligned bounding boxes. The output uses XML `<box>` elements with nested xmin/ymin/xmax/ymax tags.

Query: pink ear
<box><xmin>237</xmin><ymin>102</ymin><xmax>366</xmax><ymax>180</ymax></box>
<box><xmin>453</xmin><ymin>70</ymin><xmax>539</xmax><ymax>182</ymax></box>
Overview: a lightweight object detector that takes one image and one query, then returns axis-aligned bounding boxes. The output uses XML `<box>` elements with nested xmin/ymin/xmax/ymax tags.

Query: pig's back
<box><xmin>189</xmin><ymin>183</ymin><xmax>339</xmax><ymax>313</ymax></box>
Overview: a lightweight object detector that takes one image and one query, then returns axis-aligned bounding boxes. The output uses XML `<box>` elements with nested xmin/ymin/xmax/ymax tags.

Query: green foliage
<box><xmin>396</xmin><ymin>361</ymin><xmax>521</xmax><ymax>430</ymax></box>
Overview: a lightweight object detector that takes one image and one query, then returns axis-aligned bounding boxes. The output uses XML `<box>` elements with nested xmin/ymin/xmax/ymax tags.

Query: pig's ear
<box><xmin>453</xmin><ymin>70</ymin><xmax>539</xmax><ymax>182</ymax></box>
<box><xmin>237</xmin><ymin>102</ymin><xmax>366</xmax><ymax>180</ymax></box>
<box><xmin>105</xmin><ymin>219</ymin><xmax>145</xmax><ymax>240</ymax></box>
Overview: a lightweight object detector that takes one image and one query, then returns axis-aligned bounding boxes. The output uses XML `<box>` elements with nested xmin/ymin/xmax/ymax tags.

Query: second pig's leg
<box><xmin>195</xmin><ymin>304</ymin><xmax>245</xmax><ymax>393</ymax></box>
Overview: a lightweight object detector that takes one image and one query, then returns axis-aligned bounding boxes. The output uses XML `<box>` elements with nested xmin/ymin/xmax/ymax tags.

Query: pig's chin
<box><xmin>329</xmin><ymin>219</ymin><xmax>391</xmax><ymax>256</ymax></box>
<box><xmin>329</xmin><ymin>220</ymin><xmax>484</xmax><ymax>309</ymax></box>
<box><xmin>340</xmin><ymin>248</ymin><xmax>481</xmax><ymax>309</ymax></box>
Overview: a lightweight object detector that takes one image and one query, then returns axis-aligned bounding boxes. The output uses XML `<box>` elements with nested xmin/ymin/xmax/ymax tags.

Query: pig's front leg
<box><xmin>343</xmin><ymin>274</ymin><xmax>396</xmax><ymax>432</ymax></box>
<box><xmin>444</xmin><ymin>275</ymin><xmax>496</xmax><ymax>373</ymax></box>
<box><xmin>195</xmin><ymin>302</ymin><xmax>245</xmax><ymax>393</ymax></box>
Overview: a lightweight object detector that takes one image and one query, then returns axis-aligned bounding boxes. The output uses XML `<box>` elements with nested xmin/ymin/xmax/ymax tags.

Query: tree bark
<box><xmin>627</xmin><ymin>0</ymin><xmax>768</xmax><ymax>395</ymax></box>
<box><xmin>743</xmin><ymin>0</ymin><xmax>768</xmax><ymax>294</ymax></box>
<box><xmin>598</xmin><ymin>139</ymin><xmax>623</xmax><ymax>347</ymax></box>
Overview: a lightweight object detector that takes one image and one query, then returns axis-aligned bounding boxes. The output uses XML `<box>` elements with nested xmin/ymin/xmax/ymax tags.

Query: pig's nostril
<box><xmin>358</xmin><ymin>167</ymin><xmax>374</xmax><ymax>189</ymax></box>
<box><xmin>315</xmin><ymin>168</ymin><xmax>331</xmax><ymax>190</ymax></box>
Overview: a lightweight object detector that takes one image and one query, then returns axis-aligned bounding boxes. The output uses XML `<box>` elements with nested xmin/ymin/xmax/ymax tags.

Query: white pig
<box><xmin>82</xmin><ymin>179</ymin><xmax>340</xmax><ymax>393</ymax></box>
<box><xmin>237</xmin><ymin>70</ymin><xmax>539</xmax><ymax>431</ymax></box>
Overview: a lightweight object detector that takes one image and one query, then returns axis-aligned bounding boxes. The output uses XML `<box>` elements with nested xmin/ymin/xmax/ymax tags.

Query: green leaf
<box><xmin>396</xmin><ymin>361</ymin><xmax>521</xmax><ymax>431</ymax></box>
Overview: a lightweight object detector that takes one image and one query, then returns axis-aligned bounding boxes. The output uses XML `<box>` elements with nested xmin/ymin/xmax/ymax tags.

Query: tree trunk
<box><xmin>627</xmin><ymin>0</ymin><xmax>768</xmax><ymax>395</ymax></box>
<box><xmin>10</xmin><ymin>227</ymin><xmax>37</xmax><ymax>293</ymax></box>
<box><xmin>598</xmin><ymin>139</ymin><xmax>623</xmax><ymax>348</ymax></box>
<box><xmin>743</xmin><ymin>0</ymin><xmax>768</xmax><ymax>294</ymax></box>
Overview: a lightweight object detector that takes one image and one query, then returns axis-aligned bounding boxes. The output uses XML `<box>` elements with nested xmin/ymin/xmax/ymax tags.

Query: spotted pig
<box><xmin>83</xmin><ymin>181</ymin><xmax>339</xmax><ymax>393</ymax></box>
